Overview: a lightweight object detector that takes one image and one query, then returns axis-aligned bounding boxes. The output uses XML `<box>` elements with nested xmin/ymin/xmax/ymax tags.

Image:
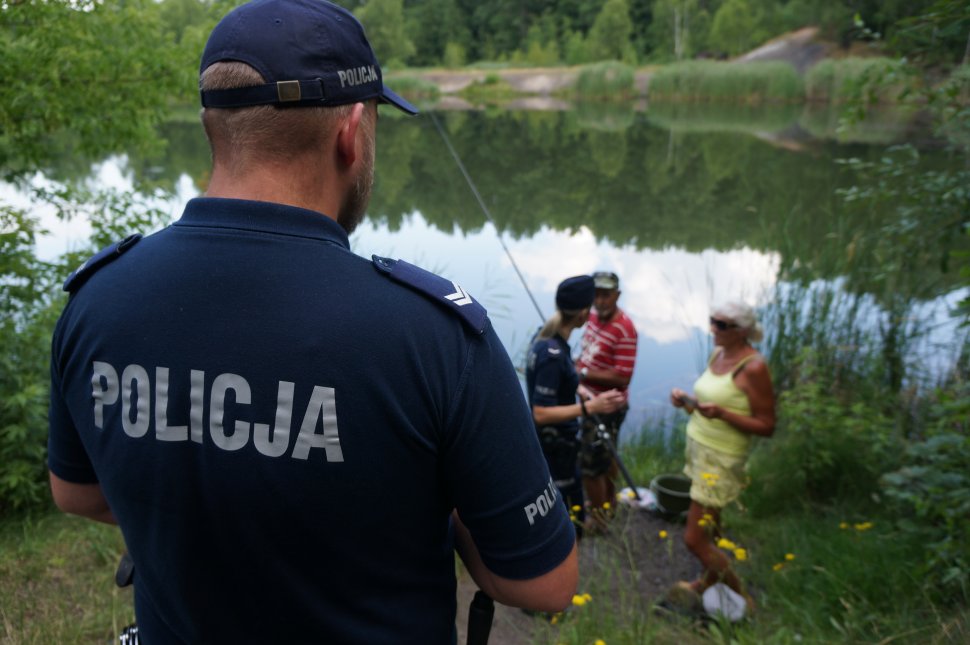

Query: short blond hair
<box><xmin>200</xmin><ymin>62</ymin><xmax>353</xmax><ymax>169</ymax></box>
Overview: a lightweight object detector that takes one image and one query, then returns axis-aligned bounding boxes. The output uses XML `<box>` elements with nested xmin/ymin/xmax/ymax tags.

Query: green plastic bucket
<box><xmin>650</xmin><ymin>473</ymin><xmax>692</xmax><ymax>515</ymax></box>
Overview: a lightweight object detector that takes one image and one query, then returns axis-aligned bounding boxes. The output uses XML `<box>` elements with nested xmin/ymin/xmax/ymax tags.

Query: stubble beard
<box><xmin>336</xmin><ymin>123</ymin><xmax>375</xmax><ymax>235</ymax></box>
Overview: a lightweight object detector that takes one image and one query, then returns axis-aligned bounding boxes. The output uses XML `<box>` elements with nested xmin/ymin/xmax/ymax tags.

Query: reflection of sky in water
<box><xmin>3</xmin><ymin>157</ymin><xmax>197</xmax><ymax>261</ymax></box>
<box><xmin>351</xmin><ymin>214</ymin><xmax>781</xmax><ymax>424</ymax></box>
<box><xmin>17</xmin><ymin>161</ymin><xmax>968</xmax><ymax>433</ymax></box>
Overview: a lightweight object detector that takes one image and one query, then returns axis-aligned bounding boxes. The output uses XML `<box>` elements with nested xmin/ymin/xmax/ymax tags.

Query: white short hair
<box><xmin>711</xmin><ymin>301</ymin><xmax>764</xmax><ymax>343</ymax></box>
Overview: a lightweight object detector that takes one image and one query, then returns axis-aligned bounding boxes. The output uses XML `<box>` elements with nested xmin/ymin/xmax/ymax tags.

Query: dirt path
<box><xmin>454</xmin><ymin>505</ymin><xmax>700</xmax><ymax>644</ymax></box>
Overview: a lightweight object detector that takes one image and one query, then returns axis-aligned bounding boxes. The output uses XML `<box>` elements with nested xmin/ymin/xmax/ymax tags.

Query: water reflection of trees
<box><xmin>110</xmin><ymin>109</ymin><xmax>967</xmax><ymax>303</ymax></box>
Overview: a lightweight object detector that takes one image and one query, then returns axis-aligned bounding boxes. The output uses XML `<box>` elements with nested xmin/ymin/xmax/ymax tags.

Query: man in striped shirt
<box><xmin>576</xmin><ymin>271</ymin><xmax>639</xmax><ymax>523</ymax></box>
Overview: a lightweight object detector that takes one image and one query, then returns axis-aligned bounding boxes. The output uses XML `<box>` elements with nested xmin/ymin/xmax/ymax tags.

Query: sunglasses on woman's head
<box><xmin>710</xmin><ymin>317</ymin><xmax>738</xmax><ymax>331</ymax></box>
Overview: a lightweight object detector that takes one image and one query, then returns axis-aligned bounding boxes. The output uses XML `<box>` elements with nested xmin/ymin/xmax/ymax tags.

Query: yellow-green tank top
<box><xmin>686</xmin><ymin>351</ymin><xmax>758</xmax><ymax>457</ymax></box>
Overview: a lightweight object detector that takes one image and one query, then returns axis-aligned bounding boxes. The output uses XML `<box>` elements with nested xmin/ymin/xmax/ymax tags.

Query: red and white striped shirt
<box><xmin>577</xmin><ymin>308</ymin><xmax>638</xmax><ymax>401</ymax></box>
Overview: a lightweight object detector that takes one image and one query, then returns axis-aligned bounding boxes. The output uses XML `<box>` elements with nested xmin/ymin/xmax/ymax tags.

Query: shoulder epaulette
<box><xmin>371</xmin><ymin>255</ymin><xmax>487</xmax><ymax>334</ymax></box>
<box><xmin>63</xmin><ymin>234</ymin><xmax>142</xmax><ymax>293</ymax></box>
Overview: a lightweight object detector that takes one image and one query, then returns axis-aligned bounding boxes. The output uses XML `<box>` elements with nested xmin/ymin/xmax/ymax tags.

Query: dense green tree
<box><xmin>628</xmin><ymin>0</ymin><xmax>655</xmax><ymax>60</ymax></box>
<box><xmin>515</xmin><ymin>18</ymin><xmax>562</xmax><ymax>66</ymax></box>
<box><xmin>649</xmin><ymin>0</ymin><xmax>709</xmax><ymax>61</ymax></box>
<box><xmin>457</xmin><ymin>0</ymin><xmax>529</xmax><ymax>60</ymax></box>
<box><xmin>405</xmin><ymin>0</ymin><xmax>470</xmax><ymax>67</ymax></box>
<box><xmin>555</xmin><ymin>0</ymin><xmax>605</xmax><ymax>35</ymax></box>
<box><xmin>0</xmin><ymin>206</ymin><xmax>62</xmax><ymax>513</ymax></box>
<box><xmin>0</xmin><ymin>0</ymin><xmax>190</xmax><ymax>178</ymax></box>
<box><xmin>356</xmin><ymin>0</ymin><xmax>416</xmax><ymax>67</ymax></box>
<box><xmin>588</xmin><ymin>0</ymin><xmax>638</xmax><ymax>62</ymax></box>
<box><xmin>888</xmin><ymin>0</ymin><xmax>970</xmax><ymax>67</ymax></box>
<box><xmin>776</xmin><ymin>0</ymin><xmax>853</xmax><ymax>37</ymax></box>
<box><xmin>709</xmin><ymin>0</ymin><xmax>760</xmax><ymax>55</ymax></box>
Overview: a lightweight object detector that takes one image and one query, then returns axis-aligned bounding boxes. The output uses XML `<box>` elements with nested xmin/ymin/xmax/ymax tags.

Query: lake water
<box><xmin>12</xmin><ymin>103</ymin><xmax>967</xmax><ymax>433</ymax></box>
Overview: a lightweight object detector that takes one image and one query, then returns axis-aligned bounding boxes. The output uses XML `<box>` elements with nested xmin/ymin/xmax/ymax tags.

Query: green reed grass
<box><xmin>621</xmin><ymin>412</ymin><xmax>685</xmax><ymax>488</ymax></box>
<box><xmin>805</xmin><ymin>57</ymin><xmax>917</xmax><ymax>105</ymax></box>
<box><xmin>649</xmin><ymin>60</ymin><xmax>804</xmax><ymax>104</ymax></box>
<box><xmin>575</xmin><ymin>62</ymin><xmax>636</xmax><ymax>100</ymax></box>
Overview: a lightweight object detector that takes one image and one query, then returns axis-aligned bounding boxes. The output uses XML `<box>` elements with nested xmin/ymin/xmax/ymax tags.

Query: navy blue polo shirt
<box><xmin>48</xmin><ymin>198</ymin><xmax>574</xmax><ymax>644</ymax></box>
<box><xmin>526</xmin><ymin>334</ymin><xmax>581</xmax><ymax>437</ymax></box>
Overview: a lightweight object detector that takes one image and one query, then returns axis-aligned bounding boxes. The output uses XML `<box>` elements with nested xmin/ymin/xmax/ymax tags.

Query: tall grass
<box><xmin>523</xmin><ymin>408</ymin><xmax>969</xmax><ymax>643</ymax></box>
<box><xmin>805</xmin><ymin>57</ymin><xmax>917</xmax><ymax>104</ymax></box>
<box><xmin>649</xmin><ymin>60</ymin><xmax>804</xmax><ymax>104</ymax></box>
<box><xmin>728</xmin><ymin>510</ymin><xmax>964</xmax><ymax>643</ymax></box>
<box><xmin>0</xmin><ymin>511</ymin><xmax>133</xmax><ymax>643</ymax></box>
<box><xmin>621</xmin><ymin>412</ymin><xmax>685</xmax><ymax>487</ymax></box>
<box><xmin>575</xmin><ymin>61</ymin><xmax>635</xmax><ymax>100</ymax></box>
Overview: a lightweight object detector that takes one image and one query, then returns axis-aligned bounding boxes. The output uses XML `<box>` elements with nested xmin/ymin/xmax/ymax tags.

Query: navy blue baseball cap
<box><xmin>200</xmin><ymin>0</ymin><xmax>418</xmax><ymax>115</ymax></box>
<box><xmin>555</xmin><ymin>275</ymin><xmax>595</xmax><ymax>311</ymax></box>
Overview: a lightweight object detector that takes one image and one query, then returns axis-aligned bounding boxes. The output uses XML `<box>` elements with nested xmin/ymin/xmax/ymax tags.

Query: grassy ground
<box><xmin>0</xmin><ymin>511</ymin><xmax>133</xmax><ymax>644</ymax></box>
<box><xmin>5</xmin><ymin>429</ymin><xmax>965</xmax><ymax>643</ymax></box>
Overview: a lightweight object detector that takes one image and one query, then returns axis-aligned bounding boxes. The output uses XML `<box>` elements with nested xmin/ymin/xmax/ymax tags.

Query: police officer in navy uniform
<box><xmin>526</xmin><ymin>276</ymin><xmax>625</xmax><ymax>536</ymax></box>
<box><xmin>47</xmin><ymin>1</ymin><xmax>577</xmax><ymax>642</ymax></box>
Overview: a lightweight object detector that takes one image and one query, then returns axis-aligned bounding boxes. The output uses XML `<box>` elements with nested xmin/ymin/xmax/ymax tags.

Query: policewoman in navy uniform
<box><xmin>526</xmin><ymin>276</ymin><xmax>625</xmax><ymax>536</ymax></box>
<box><xmin>46</xmin><ymin>1</ymin><xmax>577</xmax><ymax>642</ymax></box>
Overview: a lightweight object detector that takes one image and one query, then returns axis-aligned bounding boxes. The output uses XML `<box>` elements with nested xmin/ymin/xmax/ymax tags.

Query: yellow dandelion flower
<box><xmin>583</xmin><ymin>593</ymin><xmax>592</xmax><ymax>602</ymax></box>
<box><xmin>626</xmin><ymin>489</ymin><xmax>636</xmax><ymax>498</ymax></box>
<box><xmin>702</xmin><ymin>513</ymin><xmax>714</xmax><ymax>521</ymax></box>
<box><xmin>602</xmin><ymin>502</ymin><xmax>611</xmax><ymax>510</ymax></box>
<box><xmin>839</xmin><ymin>522</ymin><xmax>849</xmax><ymax>529</ymax></box>
<box><xmin>572</xmin><ymin>594</ymin><xmax>587</xmax><ymax>607</ymax></box>
<box><xmin>595</xmin><ymin>640</ymin><xmax>607</xmax><ymax>645</ymax></box>
<box><xmin>717</xmin><ymin>538</ymin><xmax>737</xmax><ymax>550</ymax></box>
<box><xmin>773</xmin><ymin>562</ymin><xmax>784</xmax><ymax>571</ymax></box>
<box><xmin>734</xmin><ymin>548</ymin><xmax>748</xmax><ymax>561</ymax></box>
<box><xmin>698</xmin><ymin>518</ymin><xmax>709</xmax><ymax>528</ymax></box>
<box><xmin>571</xmin><ymin>505</ymin><xmax>581</xmax><ymax>512</ymax></box>
<box><xmin>659</xmin><ymin>530</ymin><xmax>668</xmax><ymax>539</ymax></box>
<box><xmin>550</xmin><ymin>615</ymin><xmax>558</xmax><ymax>625</ymax></box>
<box><xmin>854</xmin><ymin>522</ymin><xmax>873</xmax><ymax>531</ymax></box>
<box><xmin>785</xmin><ymin>553</ymin><xmax>795</xmax><ymax>561</ymax></box>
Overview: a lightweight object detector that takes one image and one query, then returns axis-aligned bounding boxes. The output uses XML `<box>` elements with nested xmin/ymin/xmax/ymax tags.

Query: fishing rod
<box><xmin>428</xmin><ymin>111</ymin><xmax>545</xmax><ymax>324</ymax></box>
<box><xmin>430</xmin><ymin>110</ymin><xmax>641</xmax><ymax>497</ymax></box>
<box><xmin>586</xmin><ymin>412</ymin><xmax>642</xmax><ymax>502</ymax></box>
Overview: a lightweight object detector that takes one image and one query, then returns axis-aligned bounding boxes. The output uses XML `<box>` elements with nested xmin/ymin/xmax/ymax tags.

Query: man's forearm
<box><xmin>582</xmin><ymin>367</ymin><xmax>631</xmax><ymax>389</ymax></box>
<box><xmin>49</xmin><ymin>472</ymin><xmax>118</xmax><ymax>525</ymax></box>
<box><xmin>452</xmin><ymin>511</ymin><xmax>500</xmax><ymax>599</ymax></box>
<box><xmin>452</xmin><ymin>511</ymin><xmax>578</xmax><ymax>612</ymax></box>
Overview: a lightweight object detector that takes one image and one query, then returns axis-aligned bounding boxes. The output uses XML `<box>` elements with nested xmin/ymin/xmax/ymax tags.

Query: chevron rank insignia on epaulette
<box><xmin>371</xmin><ymin>255</ymin><xmax>487</xmax><ymax>334</ymax></box>
<box><xmin>63</xmin><ymin>234</ymin><xmax>142</xmax><ymax>293</ymax></box>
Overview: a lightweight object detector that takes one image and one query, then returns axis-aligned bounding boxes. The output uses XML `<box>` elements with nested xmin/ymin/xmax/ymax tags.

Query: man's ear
<box><xmin>336</xmin><ymin>102</ymin><xmax>365</xmax><ymax>168</ymax></box>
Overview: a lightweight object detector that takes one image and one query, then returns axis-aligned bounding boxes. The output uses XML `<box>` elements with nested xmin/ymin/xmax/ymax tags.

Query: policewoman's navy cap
<box><xmin>555</xmin><ymin>275</ymin><xmax>595</xmax><ymax>311</ymax></box>
<box><xmin>200</xmin><ymin>0</ymin><xmax>418</xmax><ymax>115</ymax></box>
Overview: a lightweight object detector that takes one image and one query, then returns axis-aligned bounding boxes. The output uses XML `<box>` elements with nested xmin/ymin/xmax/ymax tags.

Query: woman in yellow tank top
<box><xmin>668</xmin><ymin>301</ymin><xmax>776</xmax><ymax>614</ymax></box>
